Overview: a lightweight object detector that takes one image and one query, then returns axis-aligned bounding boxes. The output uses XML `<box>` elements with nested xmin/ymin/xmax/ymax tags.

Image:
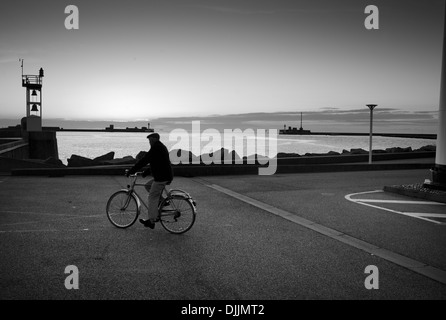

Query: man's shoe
<box><xmin>139</xmin><ymin>219</ymin><xmax>155</xmax><ymax>229</ymax></box>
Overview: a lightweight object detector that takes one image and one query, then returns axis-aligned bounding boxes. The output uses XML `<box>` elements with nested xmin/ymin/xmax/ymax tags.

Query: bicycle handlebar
<box><xmin>125</xmin><ymin>169</ymin><xmax>143</xmax><ymax>177</ymax></box>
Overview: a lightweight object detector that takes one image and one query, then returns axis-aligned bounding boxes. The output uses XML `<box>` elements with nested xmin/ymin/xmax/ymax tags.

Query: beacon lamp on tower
<box><xmin>21</xmin><ymin>59</ymin><xmax>44</xmax><ymax>132</ymax></box>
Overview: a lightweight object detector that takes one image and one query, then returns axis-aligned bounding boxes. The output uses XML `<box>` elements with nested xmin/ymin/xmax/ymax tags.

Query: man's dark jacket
<box><xmin>129</xmin><ymin>140</ymin><xmax>173</xmax><ymax>182</ymax></box>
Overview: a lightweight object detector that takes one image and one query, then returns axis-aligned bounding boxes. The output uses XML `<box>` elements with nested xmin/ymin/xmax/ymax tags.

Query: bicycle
<box><xmin>106</xmin><ymin>171</ymin><xmax>197</xmax><ymax>234</ymax></box>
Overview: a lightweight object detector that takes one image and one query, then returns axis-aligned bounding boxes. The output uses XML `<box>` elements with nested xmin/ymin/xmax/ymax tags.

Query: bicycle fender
<box><xmin>169</xmin><ymin>189</ymin><xmax>192</xmax><ymax>199</ymax></box>
<box><xmin>170</xmin><ymin>194</ymin><xmax>188</xmax><ymax>200</ymax></box>
<box><xmin>169</xmin><ymin>194</ymin><xmax>197</xmax><ymax>209</ymax></box>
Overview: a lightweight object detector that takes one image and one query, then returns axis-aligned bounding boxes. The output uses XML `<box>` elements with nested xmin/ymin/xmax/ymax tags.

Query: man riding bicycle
<box><xmin>127</xmin><ymin>133</ymin><xmax>173</xmax><ymax>229</ymax></box>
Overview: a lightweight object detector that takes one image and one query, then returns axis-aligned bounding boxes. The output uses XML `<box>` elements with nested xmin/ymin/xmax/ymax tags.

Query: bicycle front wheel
<box><xmin>159</xmin><ymin>197</ymin><xmax>196</xmax><ymax>234</ymax></box>
<box><xmin>106</xmin><ymin>191</ymin><xmax>139</xmax><ymax>228</ymax></box>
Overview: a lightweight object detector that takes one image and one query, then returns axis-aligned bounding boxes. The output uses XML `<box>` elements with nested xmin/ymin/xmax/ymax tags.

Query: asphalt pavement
<box><xmin>0</xmin><ymin>169</ymin><xmax>445</xmax><ymax>301</ymax></box>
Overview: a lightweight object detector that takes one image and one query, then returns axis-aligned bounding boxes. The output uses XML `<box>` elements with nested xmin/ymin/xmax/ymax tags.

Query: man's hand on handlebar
<box><xmin>125</xmin><ymin>170</ymin><xmax>145</xmax><ymax>178</ymax></box>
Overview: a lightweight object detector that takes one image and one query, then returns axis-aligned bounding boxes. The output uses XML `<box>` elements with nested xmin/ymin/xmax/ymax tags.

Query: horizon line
<box><xmin>0</xmin><ymin>107</ymin><xmax>439</xmax><ymax>123</ymax></box>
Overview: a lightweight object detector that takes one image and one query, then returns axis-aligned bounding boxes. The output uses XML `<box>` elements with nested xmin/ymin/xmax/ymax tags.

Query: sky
<box><xmin>0</xmin><ymin>0</ymin><xmax>445</xmax><ymax>133</ymax></box>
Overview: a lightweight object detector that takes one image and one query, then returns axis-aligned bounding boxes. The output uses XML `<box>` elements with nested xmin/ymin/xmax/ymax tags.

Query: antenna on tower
<box><xmin>300</xmin><ymin>112</ymin><xmax>303</xmax><ymax>130</ymax></box>
<box><xmin>19</xmin><ymin>58</ymin><xmax>24</xmax><ymax>77</ymax></box>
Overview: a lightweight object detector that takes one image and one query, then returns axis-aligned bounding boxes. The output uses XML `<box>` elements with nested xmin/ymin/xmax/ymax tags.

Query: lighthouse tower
<box><xmin>21</xmin><ymin>61</ymin><xmax>44</xmax><ymax>132</ymax></box>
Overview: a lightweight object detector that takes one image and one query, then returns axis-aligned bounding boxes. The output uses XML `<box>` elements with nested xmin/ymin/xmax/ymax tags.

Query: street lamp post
<box><xmin>429</xmin><ymin>3</ymin><xmax>446</xmax><ymax>188</ymax></box>
<box><xmin>367</xmin><ymin>104</ymin><xmax>377</xmax><ymax>164</ymax></box>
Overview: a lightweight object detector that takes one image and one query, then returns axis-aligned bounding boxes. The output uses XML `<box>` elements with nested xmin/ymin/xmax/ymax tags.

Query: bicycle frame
<box><xmin>122</xmin><ymin>173</ymin><xmax>196</xmax><ymax>220</ymax></box>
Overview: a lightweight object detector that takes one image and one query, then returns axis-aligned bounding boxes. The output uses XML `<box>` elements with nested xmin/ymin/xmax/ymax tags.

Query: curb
<box><xmin>384</xmin><ymin>185</ymin><xmax>446</xmax><ymax>204</ymax></box>
<box><xmin>9</xmin><ymin>161</ymin><xmax>434</xmax><ymax>177</ymax></box>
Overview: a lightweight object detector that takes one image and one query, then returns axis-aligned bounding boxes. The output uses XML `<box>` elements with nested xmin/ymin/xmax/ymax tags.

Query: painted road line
<box><xmin>353</xmin><ymin>199</ymin><xmax>445</xmax><ymax>205</ymax></box>
<box><xmin>195</xmin><ymin>180</ymin><xmax>446</xmax><ymax>285</ymax></box>
<box><xmin>345</xmin><ymin>191</ymin><xmax>446</xmax><ymax>225</ymax></box>
<box><xmin>346</xmin><ymin>190</ymin><xmax>445</xmax><ymax>206</ymax></box>
<box><xmin>412</xmin><ymin>213</ymin><xmax>446</xmax><ymax>218</ymax></box>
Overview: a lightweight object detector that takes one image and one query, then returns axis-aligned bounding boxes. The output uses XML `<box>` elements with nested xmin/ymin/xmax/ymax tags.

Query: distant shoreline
<box><xmin>281</xmin><ymin>132</ymin><xmax>437</xmax><ymax>140</ymax></box>
<box><xmin>53</xmin><ymin>128</ymin><xmax>436</xmax><ymax>140</ymax></box>
<box><xmin>44</xmin><ymin>127</ymin><xmax>154</xmax><ymax>133</ymax></box>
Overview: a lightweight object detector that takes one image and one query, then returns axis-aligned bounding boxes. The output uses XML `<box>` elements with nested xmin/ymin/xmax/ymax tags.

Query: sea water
<box><xmin>56</xmin><ymin>131</ymin><xmax>436</xmax><ymax>164</ymax></box>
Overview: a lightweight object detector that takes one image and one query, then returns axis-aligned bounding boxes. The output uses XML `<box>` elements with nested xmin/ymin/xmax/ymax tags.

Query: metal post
<box><xmin>40</xmin><ymin>88</ymin><xmax>42</xmax><ymax>122</ymax></box>
<box><xmin>370</xmin><ymin>109</ymin><xmax>373</xmax><ymax>163</ymax></box>
<box><xmin>26</xmin><ymin>88</ymin><xmax>30</xmax><ymax>117</ymax></box>
<box><xmin>39</xmin><ymin>68</ymin><xmax>43</xmax><ymax>124</ymax></box>
<box><xmin>367</xmin><ymin>104</ymin><xmax>377</xmax><ymax>164</ymax></box>
<box><xmin>431</xmin><ymin>3</ymin><xmax>446</xmax><ymax>187</ymax></box>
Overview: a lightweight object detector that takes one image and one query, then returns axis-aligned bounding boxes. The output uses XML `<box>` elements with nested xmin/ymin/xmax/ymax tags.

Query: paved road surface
<box><xmin>0</xmin><ymin>170</ymin><xmax>445</xmax><ymax>301</ymax></box>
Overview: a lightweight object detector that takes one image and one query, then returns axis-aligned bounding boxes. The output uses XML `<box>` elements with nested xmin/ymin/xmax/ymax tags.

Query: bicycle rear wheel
<box><xmin>106</xmin><ymin>191</ymin><xmax>139</xmax><ymax>228</ymax></box>
<box><xmin>159</xmin><ymin>197</ymin><xmax>196</xmax><ymax>234</ymax></box>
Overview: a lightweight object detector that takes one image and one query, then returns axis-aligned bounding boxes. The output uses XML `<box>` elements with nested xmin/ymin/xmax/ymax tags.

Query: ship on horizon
<box><xmin>43</xmin><ymin>122</ymin><xmax>156</xmax><ymax>133</ymax></box>
<box><xmin>279</xmin><ymin>112</ymin><xmax>312</xmax><ymax>135</ymax></box>
<box><xmin>105</xmin><ymin>122</ymin><xmax>154</xmax><ymax>133</ymax></box>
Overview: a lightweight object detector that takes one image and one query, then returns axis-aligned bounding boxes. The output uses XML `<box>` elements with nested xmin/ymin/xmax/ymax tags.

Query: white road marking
<box><xmin>354</xmin><ymin>199</ymin><xmax>445</xmax><ymax>205</ymax></box>
<box><xmin>412</xmin><ymin>213</ymin><xmax>446</xmax><ymax>218</ymax></box>
<box><xmin>345</xmin><ymin>190</ymin><xmax>446</xmax><ymax>225</ymax></box>
<box><xmin>198</xmin><ymin>181</ymin><xmax>446</xmax><ymax>285</ymax></box>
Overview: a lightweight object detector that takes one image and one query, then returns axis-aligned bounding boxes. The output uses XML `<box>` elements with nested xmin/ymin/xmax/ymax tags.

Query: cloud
<box><xmin>0</xmin><ymin>58</ymin><xmax>20</xmax><ymax>64</ymax></box>
<box><xmin>1</xmin><ymin>106</ymin><xmax>437</xmax><ymax>134</ymax></box>
<box><xmin>152</xmin><ymin>108</ymin><xmax>438</xmax><ymax>126</ymax></box>
<box><xmin>173</xmin><ymin>2</ymin><xmax>362</xmax><ymax>16</ymax></box>
<box><xmin>172</xmin><ymin>0</ymin><xmax>367</xmax><ymax>17</ymax></box>
<box><xmin>0</xmin><ymin>49</ymin><xmax>42</xmax><ymax>64</ymax></box>
<box><xmin>174</xmin><ymin>4</ymin><xmax>302</xmax><ymax>15</ymax></box>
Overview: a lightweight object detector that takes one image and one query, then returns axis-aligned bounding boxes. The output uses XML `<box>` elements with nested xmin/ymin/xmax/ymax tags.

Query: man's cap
<box><xmin>147</xmin><ymin>133</ymin><xmax>160</xmax><ymax>139</ymax></box>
